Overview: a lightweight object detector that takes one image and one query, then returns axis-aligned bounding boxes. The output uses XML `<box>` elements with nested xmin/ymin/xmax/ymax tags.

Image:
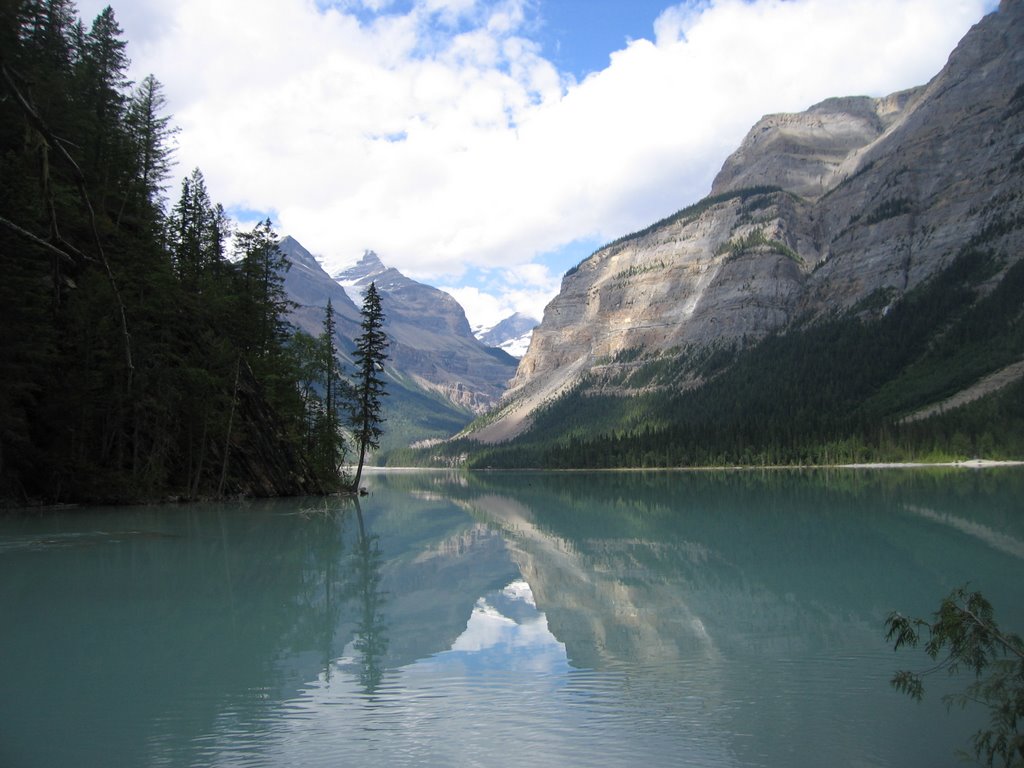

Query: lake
<box><xmin>1</xmin><ymin>468</ymin><xmax>1021</xmax><ymax>767</ymax></box>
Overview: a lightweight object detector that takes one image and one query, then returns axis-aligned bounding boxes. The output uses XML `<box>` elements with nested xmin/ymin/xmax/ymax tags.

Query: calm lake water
<box><xmin>1</xmin><ymin>469</ymin><xmax>1022</xmax><ymax>767</ymax></box>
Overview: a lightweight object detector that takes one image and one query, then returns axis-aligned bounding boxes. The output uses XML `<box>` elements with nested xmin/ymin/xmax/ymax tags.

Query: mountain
<box><xmin>459</xmin><ymin>0</ymin><xmax>1024</xmax><ymax>461</ymax></box>
<box><xmin>334</xmin><ymin>251</ymin><xmax>518</xmax><ymax>413</ymax></box>
<box><xmin>476</xmin><ymin>312</ymin><xmax>539</xmax><ymax>358</ymax></box>
<box><xmin>278</xmin><ymin>238</ymin><xmax>518</xmax><ymax>454</ymax></box>
<box><xmin>280</xmin><ymin>235</ymin><xmax>365</xmax><ymax>349</ymax></box>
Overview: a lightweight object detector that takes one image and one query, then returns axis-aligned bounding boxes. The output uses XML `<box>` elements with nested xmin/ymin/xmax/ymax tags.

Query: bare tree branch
<box><xmin>0</xmin><ymin>214</ymin><xmax>78</xmax><ymax>264</ymax></box>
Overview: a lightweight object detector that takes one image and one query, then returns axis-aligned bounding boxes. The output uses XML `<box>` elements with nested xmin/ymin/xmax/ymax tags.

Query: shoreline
<box><xmin>10</xmin><ymin>460</ymin><xmax>1020</xmax><ymax>509</ymax></box>
<box><xmin>834</xmin><ymin>459</ymin><xmax>1024</xmax><ymax>469</ymax></box>
<box><xmin>367</xmin><ymin>459</ymin><xmax>1024</xmax><ymax>472</ymax></box>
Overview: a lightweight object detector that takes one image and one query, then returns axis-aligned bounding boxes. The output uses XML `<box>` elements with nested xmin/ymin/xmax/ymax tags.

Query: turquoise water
<box><xmin>1</xmin><ymin>468</ymin><xmax>1021</xmax><ymax>767</ymax></box>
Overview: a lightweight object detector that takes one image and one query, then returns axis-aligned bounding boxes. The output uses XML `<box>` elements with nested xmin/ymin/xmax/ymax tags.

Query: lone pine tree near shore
<box><xmin>349</xmin><ymin>282</ymin><xmax>388</xmax><ymax>492</ymax></box>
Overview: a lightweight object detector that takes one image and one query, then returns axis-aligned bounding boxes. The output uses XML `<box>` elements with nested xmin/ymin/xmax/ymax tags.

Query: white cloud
<box><xmin>442</xmin><ymin>261</ymin><xmax>558</xmax><ymax>328</ymax></box>
<box><xmin>77</xmin><ymin>0</ymin><xmax>995</xmax><ymax>324</ymax></box>
<box><xmin>443</xmin><ymin>286</ymin><xmax>509</xmax><ymax>331</ymax></box>
<box><xmin>450</xmin><ymin>583</ymin><xmax>558</xmax><ymax>652</ymax></box>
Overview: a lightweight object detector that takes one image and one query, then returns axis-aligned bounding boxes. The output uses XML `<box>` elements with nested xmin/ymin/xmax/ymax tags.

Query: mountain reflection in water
<box><xmin>1</xmin><ymin>469</ymin><xmax>1021</xmax><ymax>767</ymax></box>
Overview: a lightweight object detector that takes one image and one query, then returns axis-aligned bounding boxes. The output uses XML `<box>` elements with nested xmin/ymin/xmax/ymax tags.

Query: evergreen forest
<box><xmin>0</xmin><ymin>2</ymin><xmax>378</xmax><ymax>503</ymax></box>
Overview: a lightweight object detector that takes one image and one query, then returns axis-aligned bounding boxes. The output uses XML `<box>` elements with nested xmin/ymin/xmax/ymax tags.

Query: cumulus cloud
<box><xmin>443</xmin><ymin>264</ymin><xmax>556</xmax><ymax>331</ymax></box>
<box><xmin>77</xmin><ymin>0</ymin><xmax>995</xmax><ymax>326</ymax></box>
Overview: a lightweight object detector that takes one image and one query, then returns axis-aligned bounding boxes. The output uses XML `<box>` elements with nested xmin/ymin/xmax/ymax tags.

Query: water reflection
<box><xmin>343</xmin><ymin>503</ymin><xmax>389</xmax><ymax>694</ymax></box>
<box><xmin>0</xmin><ymin>469</ymin><xmax>1021</xmax><ymax>767</ymax></box>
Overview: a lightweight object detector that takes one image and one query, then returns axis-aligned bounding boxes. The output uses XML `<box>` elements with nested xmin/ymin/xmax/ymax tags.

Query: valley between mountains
<box><xmin>3</xmin><ymin>2</ymin><xmax>1022</xmax><ymax>504</ymax></box>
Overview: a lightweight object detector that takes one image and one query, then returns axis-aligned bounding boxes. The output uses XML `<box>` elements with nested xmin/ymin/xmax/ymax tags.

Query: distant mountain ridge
<box><xmin>476</xmin><ymin>312</ymin><xmax>538</xmax><ymax>358</ymax></box>
<box><xmin>334</xmin><ymin>250</ymin><xmax>518</xmax><ymax>412</ymax></box>
<box><xmin>278</xmin><ymin>238</ymin><xmax>518</xmax><ymax>453</ymax></box>
<box><xmin>461</xmin><ymin>0</ymin><xmax>1024</xmax><ymax>455</ymax></box>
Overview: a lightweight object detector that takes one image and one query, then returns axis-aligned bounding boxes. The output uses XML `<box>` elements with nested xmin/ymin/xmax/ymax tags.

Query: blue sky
<box><xmin>535</xmin><ymin>0</ymin><xmax>686</xmax><ymax>77</ymax></box>
<box><xmin>80</xmin><ymin>0</ymin><xmax>997</xmax><ymax>329</ymax></box>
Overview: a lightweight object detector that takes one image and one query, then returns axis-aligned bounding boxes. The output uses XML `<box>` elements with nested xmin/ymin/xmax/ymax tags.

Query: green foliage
<box><xmin>349</xmin><ymin>282</ymin><xmax>389</xmax><ymax>490</ymax></box>
<box><xmin>563</xmin><ymin>187</ymin><xmax>783</xmax><ymax>278</ymax></box>
<box><xmin>610</xmin><ymin>260</ymin><xmax>668</xmax><ymax>282</ymax></box>
<box><xmin>291</xmin><ymin>301</ymin><xmax>351</xmax><ymax>491</ymax></box>
<box><xmin>233</xmin><ymin>219</ymin><xmax>295</xmax><ymax>359</ymax></box>
<box><xmin>714</xmin><ymin>227</ymin><xmax>802</xmax><ymax>263</ymax></box>
<box><xmin>864</xmin><ymin>197</ymin><xmax>914</xmax><ymax>225</ymax></box>
<box><xmin>0</xmin><ymin>2</ymin><xmax>330</xmax><ymax>502</ymax></box>
<box><xmin>124</xmin><ymin>74</ymin><xmax>176</xmax><ymax>227</ymax></box>
<box><xmin>605</xmin><ymin>186</ymin><xmax>785</xmax><ymax>251</ymax></box>
<box><xmin>168</xmin><ymin>167</ymin><xmax>228</xmax><ymax>289</ymax></box>
<box><xmin>867</xmin><ymin>252</ymin><xmax>1024</xmax><ymax>417</ymax></box>
<box><xmin>375</xmin><ymin>382</ymin><xmax>472</xmax><ymax>459</ymax></box>
<box><xmin>886</xmin><ymin>587</ymin><xmax>1024</xmax><ymax>767</ymax></box>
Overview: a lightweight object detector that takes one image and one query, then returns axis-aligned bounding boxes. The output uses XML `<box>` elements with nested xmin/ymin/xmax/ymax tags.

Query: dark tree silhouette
<box><xmin>349</xmin><ymin>282</ymin><xmax>388</xmax><ymax>492</ymax></box>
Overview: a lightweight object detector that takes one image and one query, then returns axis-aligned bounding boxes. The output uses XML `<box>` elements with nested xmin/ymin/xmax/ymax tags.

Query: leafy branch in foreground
<box><xmin>886</xmin><ymin>586</ymin><xmax>1024</xmax><ymax>766</ymax></box>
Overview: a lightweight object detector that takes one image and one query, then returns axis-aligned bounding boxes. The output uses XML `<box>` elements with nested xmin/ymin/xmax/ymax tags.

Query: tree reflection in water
<box><xmin>349</xmin><ymin>501</ymin><xmax>389</xmax><ymax>694</ymax></box>
<box><xmin>295</xmin><ymin>497</ymin><xmax>389</xmax><ymax>693</ymax></box>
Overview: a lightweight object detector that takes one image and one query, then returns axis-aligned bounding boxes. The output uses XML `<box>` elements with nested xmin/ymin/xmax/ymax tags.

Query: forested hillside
<box><xmin>416</xmin><ymin>1</ymin><xmax>1024</xmax><ymax>470</ymax></box>
<box><xmin>0</xmin><ymin>3</ymin><xmax>355</xmax><ymax>503</ymax></box>
<box><xmin>418</xmin><ymin>238</ymin><xmax>1024</xmax><ymax>470</ymax></box>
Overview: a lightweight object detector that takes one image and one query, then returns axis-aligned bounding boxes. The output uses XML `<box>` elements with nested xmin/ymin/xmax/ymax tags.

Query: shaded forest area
<box><xmin>1</xmin><ymin>2</ymin><xmax>356</xmax><ymax>503</ymax></box>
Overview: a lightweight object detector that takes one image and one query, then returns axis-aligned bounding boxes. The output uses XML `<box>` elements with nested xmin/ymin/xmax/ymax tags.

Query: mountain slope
<box><xmin>335</xmin><ymin>251</ymin><xmax>518</xmax><ymax>413</ymax></box>
<box><xmin>460</xmin><ymin>0</ymin><xmax>1024</xmax><ymax>459</ymax></box>
<box><xmin>280</xmin><ymin>235</ymin><xmax>364</xmax><ymax>358</ymax></box>
<box><xmin>279</xmin><ymin>238</ymin><xmax>518</xmax><ymax>454</ymax></box>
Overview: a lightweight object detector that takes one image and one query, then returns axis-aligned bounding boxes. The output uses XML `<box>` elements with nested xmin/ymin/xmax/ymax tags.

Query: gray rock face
<box><xmin>335</xmin><ymin>251</ymin><xmax>518</xmax><ymax>413</ymax></box>
<box><xmin>279</xmin><ymin>236</ymin><xmax>364</xmax><ymax>358</ymax></box>
<box><xmin>280</xmin><ymin>237</ymin><xmax>517</xmax><ymax>456</ymax></box>
<box><xmin>710</xmin><ymin>91</ymin><xmax>922</xmax><ymax>201</ymax></box>
<box><xmin>474</xmin><ymin>1</ymin><xmax>1024</xmax><ymax>443</ymax></box>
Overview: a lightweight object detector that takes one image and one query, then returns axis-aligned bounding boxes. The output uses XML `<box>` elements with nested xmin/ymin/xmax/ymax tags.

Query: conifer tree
<box><xmin>1</xmin><ymin>1</ymin><xmax>326</xmax><ymax>501</ymax></box>
<box><xmin>235</xmin><ymin>218</ymin><xmax>292</xmax><ymax>357</ymax></box>
<box><xmin>77</xmin><ymin>5</ymin><xmax>130</xmax><ymax>201</ymax></box>
<box><xmin>349</xmin><ymin>282</ymin><xmax>388</xmax><ymax>492</ymax></box>
<box><xmin>311</xmin><ymin>299</ymin><xmax>348</xmax><ymax>488</ymax></box>
<box><xmin>169</xmin><ymin>168</ymin><xmax>222</xmax><ymax>289</ymax></box>
<box><xmin>123</xmin><ymin>74</ymin><xmax>175</xmax><ymax>227</ymax></box>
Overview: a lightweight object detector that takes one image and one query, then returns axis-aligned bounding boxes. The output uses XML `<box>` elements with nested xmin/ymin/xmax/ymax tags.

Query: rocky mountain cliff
<box><xmin>335</xmin><ymin>251</ymin><xmax>518</xmax><ymax>413</ymax></box>
<box><xmin>470</xmin><ymin>0</ymin><xmax>1024</xmax><ymax>445</ymax></box>
<box><xmin>279</xmin><ymin>238</ymin><xmax>518</xmax><ymax>452</ymax></box>
<box><xmin>280</xmin><ymin>235</ymin><xmax>364</xmax><ymax>351</ymax></box>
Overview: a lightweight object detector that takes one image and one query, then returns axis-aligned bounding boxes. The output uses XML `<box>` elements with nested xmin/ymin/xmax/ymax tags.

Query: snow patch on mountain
<box><xmin>475</xmin><ymin>312</ymin><xmax>538</xmax><ymax>359</ymax></box>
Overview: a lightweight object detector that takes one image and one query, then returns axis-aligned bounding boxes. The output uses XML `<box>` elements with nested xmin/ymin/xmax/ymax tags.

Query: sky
<box><xmin>75</xmin><ymin>0</ymin><xmax>998</xmax><ymax>330</ymax></box>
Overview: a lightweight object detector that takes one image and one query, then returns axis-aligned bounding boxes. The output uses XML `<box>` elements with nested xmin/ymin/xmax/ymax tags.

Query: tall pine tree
<box><xmin>76</xmin><ymin>5</ymin><xmax>130</xmax><ymax>207</ymax></box>
<box><xmin>122</xmin><ymin>74</ymin><xmax>175</xmax><ymax>231</ymax></box>
<box><xmin>349</xmin><ymin>282</ymin><xmax>388</xmax><ymax>492</ymax></box>
<box><xmin>310</xmin><ymin>299</ymin><xmax>349</xmax><ymax>488</ymax></box>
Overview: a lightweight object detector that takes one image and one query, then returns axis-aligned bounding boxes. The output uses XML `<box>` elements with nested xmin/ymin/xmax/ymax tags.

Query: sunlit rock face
<box><xmin>710</xmin><ymin>91</ymin><xmax>923</xmax><ymax>202</ymax></box>
<box><xmin>472</xmin><ymin>1</ymin><xmax>1024</xmax><ymax>443</ymax></box>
